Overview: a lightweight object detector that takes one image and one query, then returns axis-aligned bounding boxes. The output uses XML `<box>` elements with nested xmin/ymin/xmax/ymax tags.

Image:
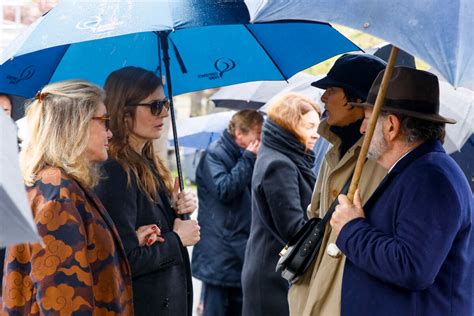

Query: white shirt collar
<box><xmin>388</xmin><ymin>148</ymin><xmax>415</xmax><ymax>173</ymax></box>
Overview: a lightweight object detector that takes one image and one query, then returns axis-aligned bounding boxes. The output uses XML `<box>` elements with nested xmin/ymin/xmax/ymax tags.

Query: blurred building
<box><xmin>1</xmin><ymin>0</ymin><xmax>58</xmax><ymax>53</ymax></box>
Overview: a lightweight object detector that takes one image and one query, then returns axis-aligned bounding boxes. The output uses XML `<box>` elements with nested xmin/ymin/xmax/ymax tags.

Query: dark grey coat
<box><xmin>95</xmin><ymin>159</ymin><xmax>192</xmax><ymax>316</ymax></box>
<box><xmin>242</xmin><ymin>143</ymin><xmax>314</xmax><ymax>316</ymax></box>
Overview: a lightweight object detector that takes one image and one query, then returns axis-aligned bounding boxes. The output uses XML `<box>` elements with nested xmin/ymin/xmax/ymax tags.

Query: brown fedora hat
<box><xmin>350</xmin><ymin>67</ymin><xmax>456</xmax><ymax>124</ymax></box>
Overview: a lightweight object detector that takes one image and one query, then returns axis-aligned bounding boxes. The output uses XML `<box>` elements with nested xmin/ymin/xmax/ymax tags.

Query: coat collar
<box><xmin>318</xmin><ymin>119</ymin><xmax>341</xmax><ymax>146</ymax></box>
<box><xmin>366</xmin><ymin>140</ymin><xmax>445</xmax><ymax>207</ymax></box>
<box><xmin>319</xmin><ymin>120</ymin><xmax>365</xmax><ymax>170</ymax></box>
<box><xmin>76</xmin><ymin>179</ymin><xmax>131</xmax><ymax>266</ymax></box>
<box><xmin>389</xmin><ymin>139</ymin><xmax>445</xmax><ymax>175</ymax></box>
<box><xmin>220</xmin><ymin>130</ymin><xmax>242</xmax><ymax>158</ymax></box>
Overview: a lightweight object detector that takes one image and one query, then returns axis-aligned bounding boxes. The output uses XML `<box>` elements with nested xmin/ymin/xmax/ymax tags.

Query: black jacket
<box><xmin>95</xmin><ymin>159</ymin><xmax>192</xmax><ymax>316</ymax></box>
<box><xmin>192</xmin><ymin>130</ymin><xmax>256</xmax><ymax>287</ymax></box>
<box><xmin>242</xmin><ymin>142</ymin><xmax>314</xmax><ymax>316</ymax></box>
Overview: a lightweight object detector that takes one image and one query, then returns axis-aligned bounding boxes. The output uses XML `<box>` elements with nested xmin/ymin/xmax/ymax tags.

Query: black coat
<box><xmin>192</xmin><ymin>130</ymin><xmax>256</xmax><ymax>287</ymax></box>
<box><xmin>95</xmin><ymin>159</ymin><xmax>192</xmax><ymax>316</ymax></box>
<box><xmin>242</xmin><ymin>143</ymin><xmax>314</xmax><ymax>316</ymax></box>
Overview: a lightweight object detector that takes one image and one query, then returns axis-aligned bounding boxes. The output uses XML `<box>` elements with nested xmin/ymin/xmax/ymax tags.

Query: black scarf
<box><xmin>330</xmin><ymin>119</ymin><xmax>363</xmax><ymax>158</ymax></box>
<box><xmin>262</xmin><ymin>119</ymin><xmax>316</xmax><ymax>187</ymax></box>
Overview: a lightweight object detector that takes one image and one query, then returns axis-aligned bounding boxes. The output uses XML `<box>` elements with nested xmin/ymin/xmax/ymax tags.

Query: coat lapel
<box><xmin>157</xmin><ymin>189</ymin><xmax>176</xmax><ymax>228</ymax></box>
<box><xmin>145</xmin><ymin>159</ymin><xmax>177</xmax><ymax>228</ymax></box>
<box><xmin>364</xmin><ymin>140</ymin><xmax>444</xmax><ymax>209</ymax></box>
<box><xmin>79</xmin><ymin>182</ymin><xmax>130</xmax><ymax>261</ymax></box>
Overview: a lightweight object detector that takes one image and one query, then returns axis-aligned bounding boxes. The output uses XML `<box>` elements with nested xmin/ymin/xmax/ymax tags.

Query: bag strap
<box><xmin>318</xmin><ymin>175</ymin><xmax>353</xmax><ymax>227</ymax></box>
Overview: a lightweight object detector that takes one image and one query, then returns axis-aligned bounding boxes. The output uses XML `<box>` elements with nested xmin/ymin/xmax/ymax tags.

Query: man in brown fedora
<box><xmin>330</xmin><ymin>67</ymin><xmax>473</xmax><ymax>316</ymax></box>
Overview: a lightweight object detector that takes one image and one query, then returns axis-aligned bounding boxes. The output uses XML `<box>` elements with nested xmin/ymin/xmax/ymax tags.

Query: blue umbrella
<box><xmin>0</xmin><ymin>0</ymin><xmax>359</xmax><ymax>196</ymax></box>
<box><xmin>245</xmin><ymin>0</ymin><xmax>474</xmax><ymax>88</ymax></box>
<box><xmin>0</xmin><ymin>2</ymin><xmax>358</xmax><ymax>98</ymax></box>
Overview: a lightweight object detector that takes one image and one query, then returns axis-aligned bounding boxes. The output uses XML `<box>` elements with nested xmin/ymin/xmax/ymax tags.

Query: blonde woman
<box><xmin>1</xmin><ymin>80</ymin><xmax>139</xmax><ymax>315</ymax></box>
<box><xmin>96</xmin><ymin>67</ymin><xmax>199</xmax><ymax>316</ymax></box>
<box><xmin>241</xmin><ymin>92</ymin><xmax>321</xmax><ymax>316</ymax></box>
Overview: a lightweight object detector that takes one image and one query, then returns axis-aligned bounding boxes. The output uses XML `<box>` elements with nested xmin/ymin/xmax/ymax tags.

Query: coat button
<box><xmin>164</xmin><ymin>298</ymin><xmax>169</xmax><ymax>308</ymax></box>
<box><xmin>331</xmin><ymin>189</ymin><xmax>338</xmax><ymax>198</ymax></box>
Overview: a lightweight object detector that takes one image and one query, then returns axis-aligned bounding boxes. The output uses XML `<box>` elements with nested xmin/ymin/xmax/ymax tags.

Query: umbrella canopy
<box><xmin>438</xmin><ymin>80</ymin><xmax>474</xmax><ymax>153</ymax></box>
<box><xmin>450</xmin><ymin>135</ymin><xmax>474</xmax><ymax>192</ymax></box>
<box><xmin>210</xmin><ymin>72</ymin><xmax>318</xmax><ymax>110</ymax></box>
<box><xmin>366</xmin><ymin>43</ymin><xmax>416</xmax><ymax>68</ymax></box>
<box><xmin>170</xmin><ymin>111</ymin><xmax>236</xmax><ymax>150</ymax></box>
<box><xmin>0</xmin><ymin>1</ymin><xmax>359</xmax><ymax>98</ymax></box>
<box><xmin>0</xmin><ymin>110</ymin><xmax>39</xmax><ymax>247</ymax></box>
<box><xmin>245</xmin><ymin>0</ymin><xmax>474</xmax><ymax>88</ymax></box>
<box><xmin>258</xmin><ymin>74</ymin><xmax>325</xmax><ymax>112</ymax></box>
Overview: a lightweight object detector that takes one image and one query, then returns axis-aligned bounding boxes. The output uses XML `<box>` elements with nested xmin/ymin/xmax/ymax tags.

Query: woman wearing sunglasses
<box><xmin>95</xmin><ymin>66</ymin><xmax>199</xmax><ymax>316</ymax></box>
<box><xmin>2</xmin><ymin>80</ymin><xmax>135</xmax><ymax>315</ymax></box>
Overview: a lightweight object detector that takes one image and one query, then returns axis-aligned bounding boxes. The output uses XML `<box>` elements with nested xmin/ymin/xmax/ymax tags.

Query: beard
<box><xmin>367</xmin><ymin>119</ymin><xmax>388</xmax><ymax>161</ymax></box>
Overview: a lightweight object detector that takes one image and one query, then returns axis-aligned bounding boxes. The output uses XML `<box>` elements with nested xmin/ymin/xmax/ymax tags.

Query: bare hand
<box><xmin>246</xmin><ymin>139</ymin><xmax>261</xmax><ymax>155</ymax></box>
<box><xmin>173</xmin><ymin>218</ymin><xmax>200</xmax><ymax>246</ymax></box>
<box><xmin>136</xmin><ymin>224</ymin><xmax>165</xmax><ymax>247</ymax></box>
<box><xmin>171</xmin><ymin>177</ymin><xmax>197</xmax><ymax>215</ymax></box>
<box><xmin>330</xmin><ymin>189</ymin><xmax>365</xmax><ymax>235</ymax></box>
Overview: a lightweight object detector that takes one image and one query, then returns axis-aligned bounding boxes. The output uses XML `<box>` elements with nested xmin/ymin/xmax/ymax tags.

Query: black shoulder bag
<box><xmin>275</xmin><ymin>177</ymin><xmax>352</xmax><ymax>284</ymax></box>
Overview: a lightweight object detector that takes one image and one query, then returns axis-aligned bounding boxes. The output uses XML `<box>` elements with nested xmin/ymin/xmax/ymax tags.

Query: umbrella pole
<box><xmin>159</xmin><ymin>31</ymin><xmax>190</xmax><ymax>221</ymax></box>
<box><xmin>347</xmin><ymin>46</ymin><xmax>399</xmax><ymax>201</ymax></box>
<box><xmin>327</xmin><ymin>47</ymin><xmax>399</xmax><ymax>258</ymax></box>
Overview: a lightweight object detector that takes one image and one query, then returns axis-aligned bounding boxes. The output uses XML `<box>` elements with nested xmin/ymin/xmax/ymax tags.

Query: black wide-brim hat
<box><xmin>351</xmin><ymin>67</ymin><xmax>456</xmax><ymax>124</ymax></box>
<box><xmin>311</xmin><ymin>53</ymin><xmax>387</xmax><ymax>100</ymax></box>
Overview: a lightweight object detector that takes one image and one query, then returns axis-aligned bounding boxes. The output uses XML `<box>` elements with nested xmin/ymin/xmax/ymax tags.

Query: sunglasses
<box><xmin>92</xmin><ymin>114</ymin><xmax>111</xmax><ymax>130</ymax></box>
<box><xmin>129</xmin><ymin>98</ymin><xmax>170</xmax><ymax>116</ymax></box>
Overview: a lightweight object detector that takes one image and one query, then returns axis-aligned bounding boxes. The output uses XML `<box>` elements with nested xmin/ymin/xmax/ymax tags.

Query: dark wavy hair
<box><xmin>104</xmin><ymin>66</ymin><xmax>172</xmax><ymax>201</ymax></box>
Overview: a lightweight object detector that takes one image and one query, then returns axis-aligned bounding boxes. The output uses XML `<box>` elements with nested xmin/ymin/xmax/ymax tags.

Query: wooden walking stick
<box><xmin>347</xmin><ymin>46</ymin><xmax>399</xmax><ymax>201</ymax></box>
<box><xmin>327</xmin><ymin>46</ymin><xmax>399</xmax><ymax>257</ymax></box>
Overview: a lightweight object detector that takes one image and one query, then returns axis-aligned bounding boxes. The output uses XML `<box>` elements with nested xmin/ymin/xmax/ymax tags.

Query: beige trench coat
<box><xmin>288</xmin><ymin>120</ymin><xmax>387</xmax><ymax>316</ymax></box>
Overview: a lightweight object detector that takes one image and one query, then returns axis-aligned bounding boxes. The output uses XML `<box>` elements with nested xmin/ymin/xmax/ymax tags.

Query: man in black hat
<box><xmin>289</xmin><ymin>53</ymin><xmax>388</xmax><ymax>315</ymax></box>
<box><xmin>331</xmin><ymin>67</ymin><xmax>473</xmax><ymax>316</ymax></box>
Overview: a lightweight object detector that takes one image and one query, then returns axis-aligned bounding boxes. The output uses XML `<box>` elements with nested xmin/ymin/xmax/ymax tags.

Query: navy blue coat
<box><xmin>337</xmin><ymin>140</ymin><xmax>473</xmax><ymax>316</ymax></box>
<box><xmin>242</xmin><ymin>142</ymin><xmax>314</xmax><ymax>316</ymax></box>
<box><xmin>192</xmin><ymin>130</ymin><xmax>256</xmax><ymax>287</ymax></box>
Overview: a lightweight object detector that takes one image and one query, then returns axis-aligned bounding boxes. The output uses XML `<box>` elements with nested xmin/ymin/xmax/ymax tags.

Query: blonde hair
<box><xmin>267</xmin><ymin>92</ymin><xmax>321</xmax><ymax>144</ymax></box>
<box><xmin>20</xmin><ymin>80</ymin><xmax>105</xmax><ymax>188</ymax></box>
<box><xmin>104</xmin><ymin>67</ymin><xmax>173</xmax><ymax>201</ymax></box>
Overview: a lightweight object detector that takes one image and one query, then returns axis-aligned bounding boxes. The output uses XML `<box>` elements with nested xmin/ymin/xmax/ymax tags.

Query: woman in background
<box><xmin>96</xmin><ymin>66</ymin><xmax>199</xmax><ymax>316</ymax></box>
<box><xmin>242</xmin><ymin>92</ymin><xmax>321</xmax><ymax>316</ymax></box>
